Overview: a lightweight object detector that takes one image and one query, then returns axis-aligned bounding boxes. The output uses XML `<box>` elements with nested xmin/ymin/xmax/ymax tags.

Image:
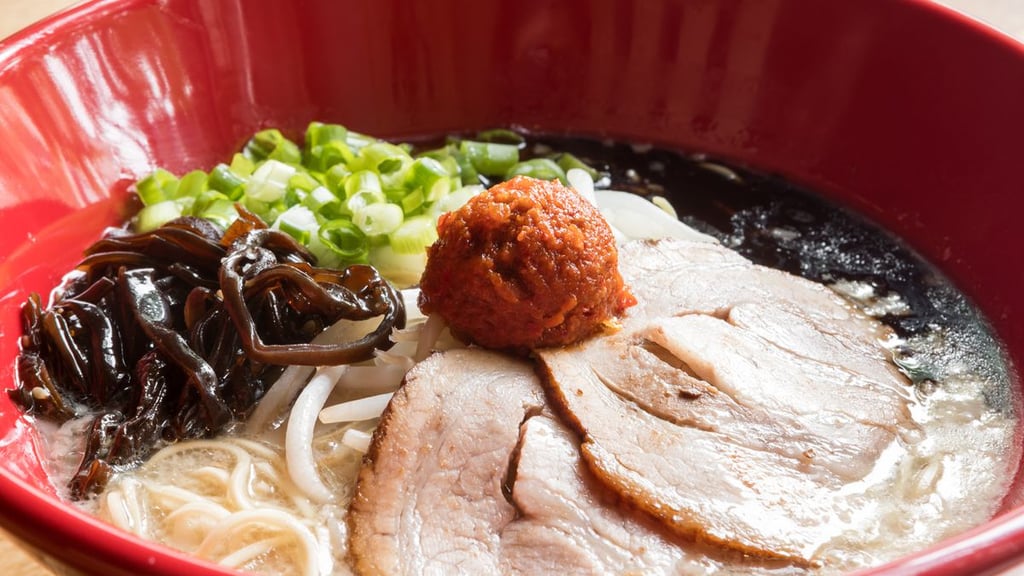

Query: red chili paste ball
<box><xmin>418</xmin><ymin>175</ymin><xmax>635</xmax><ymax>350</ymax></box>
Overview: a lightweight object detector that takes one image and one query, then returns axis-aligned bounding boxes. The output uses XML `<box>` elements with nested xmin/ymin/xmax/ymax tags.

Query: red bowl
<box><xmin>1</xmin><ymin>0</ymin><xmax>1022</xmax><ymax>574</ymax></box>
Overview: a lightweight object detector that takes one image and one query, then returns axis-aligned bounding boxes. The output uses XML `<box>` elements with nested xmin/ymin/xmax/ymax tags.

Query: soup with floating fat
<box><xmin>15</xmin><ymin>128</ymin><xmax>1018</xmax><ymax>575</ymax></box>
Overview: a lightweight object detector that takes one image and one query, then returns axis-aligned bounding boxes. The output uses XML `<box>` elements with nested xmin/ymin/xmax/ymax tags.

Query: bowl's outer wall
<box><xmin>0</xmin><ymin>0</ymin><xmax>1022</xmax><ymax>574</ymax></box>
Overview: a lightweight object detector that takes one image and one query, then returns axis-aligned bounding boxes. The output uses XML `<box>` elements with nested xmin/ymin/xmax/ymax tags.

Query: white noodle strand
<box><xmin>146</xmin><ymin>484</ymin><xmax>210</xmax><ymax>508</ymax></box>
<box><xmin>246</xmin><ymin>314</ymin><xmax>386</xmax><ymax>435</ymax></box>
<box><xmin>217</xmin><ymin>535</ymin><xmax>290</xmax><ymax>569</ymax></box>
<box><xmin>229</xmin><ymin>437</ymin><xmax>282</xmax><ymax>460</ymax></box>
<box><xmin>164</xmin><ymin>500</ymin><xmax>231</xmax><ymax>523</ymax></box>
<box><xmin>245</xmin><ymin>364</ymin><xmax>315</xmax><ymax>435</ymax></box>
<box><xmin>319</xmin><ymin>393</ymin><xmax>394</xmax><ymax>423</ymax></box>
<box><xmin>104</xmin><ymin>477</ymin><xmax>147</xmax><ymax>536</ymax></box>
<box><xmin>415</xmin><ymin>314</ymin><xmax>447</xmax><ymax>361</ymax></box>
<box><xmin>195</xmin><ymin>509</ymin><xmax>319</xmax><ymax>576</ymax></box>
<box><xmin>192</xmin><ymin>466</ymin><xmax>230</xmax><ymax>486</ymax></box>
<box><xmin>286</xmin><ymin>365</ymin><xmax>346</xmax><ymax>503</ymax></box>
<box><xmin>227</xmin><ymin>449</ymin><xmax>256</xmax><ymax>510</ymax></box>
<box><xmin>341</xmin><ymin>429</ymin><xmax>373</xmax><ymax>454</ymax></box>
<box><xmin>165</xmin><ymin>501</ymin><xmax>232</xmax><ymax>550</ymax></box>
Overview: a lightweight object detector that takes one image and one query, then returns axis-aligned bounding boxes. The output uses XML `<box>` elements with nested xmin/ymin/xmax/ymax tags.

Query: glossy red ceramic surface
<box><xmin>1</xmin><ymin>0</ymin><xmax>1023</xmax><ymax>574</ymax></box>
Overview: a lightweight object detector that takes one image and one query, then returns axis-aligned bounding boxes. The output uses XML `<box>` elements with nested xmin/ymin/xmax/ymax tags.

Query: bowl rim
<box><xmin>1</xmin><ymin>0</ymin><xmax>1024</xmax><ymax>575</ymax></box>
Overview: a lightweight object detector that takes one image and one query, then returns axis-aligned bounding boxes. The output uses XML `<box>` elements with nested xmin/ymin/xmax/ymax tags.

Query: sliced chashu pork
<box><xmin>348</xmin><ymin>348</ymin><xmax>791</xmax><ymax>575</ymax></box>
<box><xmin>619</xmin><ymin>238</ymin><xmax>906</xmax><ymax>386</ymax></box>
<box><xmin>536</xmin><ymin>238</ymin><xmax>916</xmax><ymax>563</ymax></box>
<box><xmin>348</xmin><ymin>349</ymin><xmax>540</xmax><ymax>575</ymax></box>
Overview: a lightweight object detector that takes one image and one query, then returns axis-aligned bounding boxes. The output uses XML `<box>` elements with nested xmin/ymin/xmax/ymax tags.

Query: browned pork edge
<box><xmin>533</xmin><ymin>354</ymin><xmax>824</xmax><ymax>566</ymax></box>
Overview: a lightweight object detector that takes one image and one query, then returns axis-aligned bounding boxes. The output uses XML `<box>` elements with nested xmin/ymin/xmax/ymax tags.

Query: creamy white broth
<box><xmin>33</xmin><ymin>136</ymin><xmax>1019</xmax><ymax>574</ymax></box>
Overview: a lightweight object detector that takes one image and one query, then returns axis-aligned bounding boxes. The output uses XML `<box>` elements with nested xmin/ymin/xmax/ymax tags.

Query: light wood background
<box><xmin>0</xmin><ymin>0</ymin><xmax>1022</xmax><ymax>575</ymax></box>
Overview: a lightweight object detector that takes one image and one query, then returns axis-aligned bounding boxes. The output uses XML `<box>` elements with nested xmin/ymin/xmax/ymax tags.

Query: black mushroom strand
<box><xmin>12</xmin><ymin>210</ymin><xmax>405</xmax><ymax>498</ymax></box>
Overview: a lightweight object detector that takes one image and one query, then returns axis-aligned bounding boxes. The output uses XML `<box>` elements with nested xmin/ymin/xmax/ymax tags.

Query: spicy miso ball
<box><xmin>418</xmin><ymin>175</ymin><xmax>635</xmax><ymax>350</ymax></box>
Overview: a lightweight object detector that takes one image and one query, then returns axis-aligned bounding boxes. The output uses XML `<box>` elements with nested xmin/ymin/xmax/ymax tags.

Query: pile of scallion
<box><xmin>132</xmin><ymin>123</ymin><xmax>598</xmax><ymax>286</ymax></box>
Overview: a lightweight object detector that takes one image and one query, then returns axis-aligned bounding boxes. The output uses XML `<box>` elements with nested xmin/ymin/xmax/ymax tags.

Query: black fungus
<box><xmin>12</xmin><ymin>212</ymin><xmax>405</xmax><ymax>498</ymax></box>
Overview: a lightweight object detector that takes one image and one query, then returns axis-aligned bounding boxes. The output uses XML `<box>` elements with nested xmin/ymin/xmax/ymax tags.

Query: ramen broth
<box><xmin>33</xmin><ymin>135</ymin><xmax>1019</xmax><ymax>574</ymax></box>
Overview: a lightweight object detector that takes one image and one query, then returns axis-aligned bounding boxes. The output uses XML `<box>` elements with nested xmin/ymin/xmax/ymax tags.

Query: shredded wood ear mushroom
<box><xmin>12</xmin><ymin>210</ymin><xmax>404</xmax><ymax>498</ymax></box>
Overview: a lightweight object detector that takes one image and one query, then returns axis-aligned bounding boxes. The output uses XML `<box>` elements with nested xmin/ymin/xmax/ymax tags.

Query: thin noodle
<box><xmin>146</xmin><ymin>484</ymin><xmax>213</xmax><ymax>507</ymax></box>
<box><xmin>251</xmin><ymin>460</ymin><xmax>317</xmax><ymax>519</ymax></box>
<box><xmin>227</xmin><ymin>449</ymin><xmax>256</xmax><ymax>510</ymax></box>
<box><xmin>147</xmin><ymin>439</ymin><xmax>251</xmax><ymax>468</ymax></box>
<box><xmin>192</xmin><ymin>466</ymin><xmax>230</xmax><ymax>486</ymax></box>
<box><xmin>414</xmin><ymin>314</ymin><xmax>446</xmax><ymax>361</ymax></box>
<box><xmin>194</xmin><ymin>509</ymin><xmax>319</xmax><ymax>576</ymax></box>
<box><xmin>245</xmin><ymin>365</ymin><xmax>315</xmax><ymax>435</ymax></box>
<box><xmin>341</xmin><ymin>429</ymin><xmax>372</xmax><ymax>454</ymax></box>
<box><xmin>286</xmin><ymin>365</ymin><xmax>346</xmax><ymax>503</ymax></box>
<box><xmin>319</xmin><ymin>393</ymin><xmax>394</xmax><ymax>423</ymax></box>
<box><xmin>218</xmin><ymin>535</ymin><xmax>291</xmax><ymax>569</ymax></box>
<box><xmin>104</xmin><ymin>485</ymin><xmax>145</xmax><ymax>535</ymax></box>
<box><xmin>230</xmin><ymin>438</ymin><xmax>283</xmax><ymax>460</ymax></box>
<box><xmin>164</xmin><ymin>500</ymin><xmax>231</xmax><ymax>523</ymax></box>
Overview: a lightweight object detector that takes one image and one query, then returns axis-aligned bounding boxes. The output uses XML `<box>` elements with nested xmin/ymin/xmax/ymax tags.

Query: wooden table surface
<box><xmin>0</xmin><ymin>0</ymin><xmax>1023</xmax><ymax>575</ymax></box>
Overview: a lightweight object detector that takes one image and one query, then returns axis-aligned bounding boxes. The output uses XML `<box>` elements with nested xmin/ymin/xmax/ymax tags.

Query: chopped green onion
<box><xmin>230</xmin><ymin>153</ymin><xmax>256</xmax><ymax>177</ymax></box>
<box><xmin>309</xmin><ymin>140</ymin><xmax>350</xmax><ymax>172</ymax></box>
<box><xmin>136</xmin><ymin>169</ymin><xmax>179</xmax><ymax>205</ymax></box>
<box><xmin>475</xmin><ymin>128</ymin><xmax>526</xmax><ymax>148</ymax></box>
<box><xmin>347</xmin><ymin>189</ymin><xmax>386</xmax><ymax>214</ymax></box>
<box><xmin>377</xmin><ymin>157</ymin><xmax>404</xmax><ymax>174</ymax></box>
<box><xmin>289</xmin><ymin>172</ymin><xmax>321</xmax><ymax>194</ymax></box>
<box><xmin>135</xmin><ymin>199</ymin><xmax>182</xmax><ymax>232</ymax></box>
<box><xmin>400</xmin><ymin>188</ymin><xmax>425</xmax><ymax>215</ymax></box>
<box><xmin>304</xmin><ymin>186</ymin><xmax>342</xmax><ymax>218</ymax></box>
<box><xmin>554</xmin><ymin>153</ymin><xmax>600</xmax><ymax>181</ymax></box>
<box><xmin>352</xmin><ymin>142</ymin><xmax>410</xmax><ymax>174</ymax></box>
<box><xmin>248</xmin><ymin>159</ymin><xmax>295</xmax><ymax>202</ymax></box>
<box><xmin>244</xmin><ymin>129</ymin><xmax>302</xmax><ymax>164</ymax></box>
<box><xmin>305</xmin><ymin>122</ymin><xmax>348</xmax><ymax>149</ymax></box>
<box><xmin>242</xmin><ymin>196</ymin><xmax>274</xmax><ymax>221</ymax></box>
<box><xmin>389</xmin><ymin>215</ymin><xmax>438</xmax><ymax>254</ymax></box>
<box><xmin>209</xmin><ymin>164</ymin><xmax>246</xmax><ymax>199</ymax></box>
<box><xmin>368</xmin><ymin>244</ymin><xmax>427</xmax><ymax>288</ymax></box>
<box><xmin>353</xmin><ymin>202</ymin><xmax>404</xmax><ymax>236</ymax></box>
<box><xmin>452</xmin><ymin>149</ymin><xmax>479</xmax><ymax>186</ymax></box>
<box><xmin>131</xmin><ymin>124</ymin><xmax>601</xmax><ymax>287</ymax></box>
<box><xmin>345</xmin><ymin>131</ymin><xmax>377</xmax><ymax>152</ymax></box>
<box><xmin>325</xmin><ymin>163</ymin><xmax>352</xmax><ymax>193</ymax></box>
<box><xmin>344</xmin><ymin>170</ymin><xmax>382</xmax><ymax>200</ymax></box>
<box><xmin>319</xmin><ymin>219</ymin><xmax>369</xmax><ymax>263</ymax></box>
<box><xmin>176</xmin><ymin>170</ymin><xmax>208</xmax><ymax>199</ymax></box>
<box><xmin>189</xmin><ymin>190</ymin><xmax>229</xmax><ymax>216</ymax></box>
<box><xmin>408</xmin><ymin>157</ymin><xmax>453</xmax><ymax>202</ymax></box>
<box><xmin>459</xmin><ymin>141</ymin><xmax>519</xmax><ymax>177</ymax></box>
<box><xmin>432</xmin><ymin>185</ymin><xmax>482</xmax><ymax>216</ymax></box>
<box><xmin>198</xmin><ymin>198</ymin><xmax>238</xmax><ymax>228</ymax></box>
<box><xmin>273</xmin><ymin>205</ymin><xmax>319</xmax><ymax>245</ymax></box>
<box><xmin>505</xmin><ymin>158</ymin><xmax>567</xmax><ymax>183</ymax></box>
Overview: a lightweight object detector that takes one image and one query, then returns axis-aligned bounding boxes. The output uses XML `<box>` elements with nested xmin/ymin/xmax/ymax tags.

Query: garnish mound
<box><xmin>418</xmin><ymin>176</ymin><xmax>635</xmax><ymax>350</ymax></box>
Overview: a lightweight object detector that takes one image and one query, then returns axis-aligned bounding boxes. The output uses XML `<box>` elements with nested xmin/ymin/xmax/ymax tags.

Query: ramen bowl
<box><xmin>0</xmin><ymin>0</ymin><xmax>1022</xmax><ymax>574</ymax></box>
